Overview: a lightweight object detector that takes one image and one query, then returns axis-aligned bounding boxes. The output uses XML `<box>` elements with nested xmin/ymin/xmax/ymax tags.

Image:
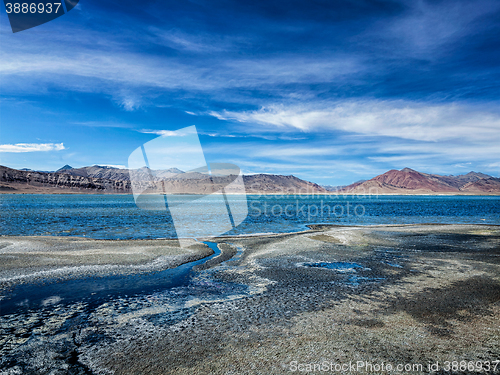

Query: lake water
<box><xmin>1</xmin><ymin>194</ymin><xmax>499</xmax><ymax>239</ymax></box>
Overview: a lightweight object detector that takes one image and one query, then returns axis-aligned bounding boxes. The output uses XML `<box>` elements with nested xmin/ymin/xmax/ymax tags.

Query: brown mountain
<box><xmin>244</xmin><ymin>174</ymin><xmax>327</xmax><ymax>194</ymax></box>
<box><xmin>433</xmin><ymin>171</ymin><xmax>492</xmax><ymax>188</ymax></box>
<box><xmin>460</xmin><ymin>177</ymin><xmax>500</xmax><ymax>193</ymax></box>
<box><xmin>340</xmin><ymin>168</ymin><xmax>500</xmax><ymax>195</ymax></box>
<box><xmin>0</xmin><ymin>165</ymin><xmax>131</xmax><ymax>193</ymax></box>
<box><xmin>0</xmin><ymin>165</ymin><xmax>327</xmax><ymax>195</ymax></box>
<box><xmin>59</xmin><ymin>165</ymin><xmax>185</xmax><ymax>180</ymax></box>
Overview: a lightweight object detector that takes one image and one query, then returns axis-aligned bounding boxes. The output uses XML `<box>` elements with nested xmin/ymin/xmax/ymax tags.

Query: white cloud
<box><xmin>71</xmin><ymin>121</ymin><xmax>133</xmax><ymax>129</ymax></box>
<box><xmin>120</xmin><ymin>97</ymin><xmax>141</xmax><ymax>111</ymax></box>
<box><xmin>97</xmin><ymin>164</ymin><xmax>127</xmax><ymax>169</ymax></box>
<box><xmin>380</xmin><ymin>142</ymin><xmax>500</xmax><ymax>161</ymax></box>
<box><xmin>211</xmin><ymin>100</ymin><xmax>500</xmax><ymax>143</ymax></box>
<box><xmin>486</xmin><ymin>161</ymin><xmax>500</xmax><ymax>169</ymax></box>
<box><xmin>244</xmin><ymin>145</ymin><xmax>345</xmax><ymax>158</ymax></box>
<box><xmin>0</xmin><ymin>31</ymin><xmax>361</xmax><ymax>103</ymax></box>
<box><xmin>234</xmin><ymin>158</ymin><xmax>381</xmax><ymax>177</ymax></box>
<box><xmin>0</xmin><ymin>143</ymin><xmax>65</xmax><ymax>153</ymax></box>
<box><xmin>140</xmin><ymin>129</ymin><xmax>193</xmax><ymax>137</ymax></box>
<box><xmin>0</xmin><ymin>53</ymin><xmax>358</xmax><ymax>93</ymax></box>
<box><xmin>148</xmin><ymin>28</ymin><xmax>240</xmax><ymax>53</ymax></box>
<box><xmin>382</xmin><ymin>0</ymin><xmax>500</xmax><ymax>57</ymax></box>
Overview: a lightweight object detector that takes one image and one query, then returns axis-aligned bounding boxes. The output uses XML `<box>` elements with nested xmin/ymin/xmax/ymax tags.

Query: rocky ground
<box><xmin>0</xmin><ymin>237</ymin><xmax>211</xmax><ymax>289</ymax></box>
<box><xmin>1</xmin><ymin>224</ymin><xmax>499</xmax><ymax>374</ymax></box>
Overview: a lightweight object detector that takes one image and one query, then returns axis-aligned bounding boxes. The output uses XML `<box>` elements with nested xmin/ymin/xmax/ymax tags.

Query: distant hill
<box><xmin>244</xmin><ymin>174</ymin><xmax>327</xmax><ymax>194</ymax></box>
<box><xmin>57</xmin><ymin>165</ymin><xmax>186</xmax><ymax>181</ymax></box>
<box><xmin>0</xmin><ymin>165</ymin><xmax>327</xmax><ymax>195</ymax></box>
<box><xmin>56</xmin><ymin>165</ymin><xmax>73</xmax><ymax>172</ymax></box>
<box><xmin>322</xmin><ymin>180</ymin><xmax>366</xmax><ymax>192</ymax></box>
<box><xmin>339</xmin><ymin>168</ymin><xmax>500</xmax><ymax>195</ymax></box>
<box><xmin>0</xmin><ymin>165</ymin><xmax>131</xmax><ymax>194</ymax></box>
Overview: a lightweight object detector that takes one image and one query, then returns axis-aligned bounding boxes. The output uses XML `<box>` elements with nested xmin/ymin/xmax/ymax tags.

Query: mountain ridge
<box><xmin>339</xmin><ymin>168</ymin><xmax>500</xmax><ymax>195</ymax></box>
<box><xmin>1</xmin><ymin>165</ymin><xmax>499</xmax><ymax>195</ymax></box>
<box><xmin>0</xmin><ymin>165</ymin><xmax>327</xmax><ymax>195</ymax></box>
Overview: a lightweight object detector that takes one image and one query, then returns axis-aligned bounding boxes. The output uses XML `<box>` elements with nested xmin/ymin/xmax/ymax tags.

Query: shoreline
<box><xmin>3</xmin><ymin>220</ymin><xmax>498</xmax><ymax>243</ymax></box>
<box><xmin>2</xmin><ymin>191</ymin><xmax>500</xmax><ymax>196</ymax></box>
<box><xmin>1</xmin><ymin>222</ymin><xmax>499</xmax><ymax>285</ymax></box>
<box><xmin>0</xmin><ymin>236</ymin><xmax>213</xmax><ymax>289</ymax></box>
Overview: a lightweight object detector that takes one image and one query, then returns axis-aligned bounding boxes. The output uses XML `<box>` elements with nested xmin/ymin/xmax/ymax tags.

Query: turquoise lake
<box><xmin>1</xmin><ymin>194</ymin><xmax>499</xmax><ymax>239</ymax></box>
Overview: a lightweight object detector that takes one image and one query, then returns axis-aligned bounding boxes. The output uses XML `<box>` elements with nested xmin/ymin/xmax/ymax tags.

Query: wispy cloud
<box><xmin>199</xmin><ymin>130</ymin><xmax>306</xmax><ymax>140</ymax></box>
<box><xmin>0</xmin><ymin>51</ymin><xmax>360</xmax><ymax>97</ymax></box>
<box><xmin>0</xmin><ymin>17</ymin><xmax>362</xmax><ymax>110</ymax></box>
<box><xmin>140</xmin><ymin>129</ymin><xmax>195</xmax><ymax>137</ymax></box>
<box><xmin>379</xmin><ymin>0</ymin><xmax>500</xmax><ymax>57</ymax></box>
<box><xmin>148</xmin><ymin>28</ymin><xmax>246</xmax><ymax>53</ymax></box>
<box><xmin>211</xmin><ymin>100</ymin><xmax>500</xmax><ymax>142</ymax></box>
<box><xmin>97</xmin><ymin>164</ymin><xmax>127</xmax><ymax>169</ymax></box>
<box><xmin>0</xmin><ymin>143</ymin><xmax>66</xmax><ymax>153</ymax></box>
<box><xmin>120</xmin><ymin>96</ymin><xmax>141</xmax><ymax>111</ymax></box>
<box><xmin>71</xmin><ymin>121</ymin><xmax>134</xmax><ymax>128</ymax></box>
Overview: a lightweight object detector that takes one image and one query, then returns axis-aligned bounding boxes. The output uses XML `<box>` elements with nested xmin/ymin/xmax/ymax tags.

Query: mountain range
<box><xmin>0</xmin><ymin>165</ymin><xmax>499</xmax><ymax>195</ymax></box>
<box><xmin>0</xmin><ymin>165</ymin><xmax>327</xmax><ymax>195</ymax></box>
<box><xmin>338</xmin><ymin>167</ymin><xmax>500</xmax><ymax>194</ymax></box>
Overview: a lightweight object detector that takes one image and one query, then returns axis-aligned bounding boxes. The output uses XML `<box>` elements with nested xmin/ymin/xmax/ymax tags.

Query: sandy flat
<box><xmin>96</xmin><ymin>224</ymin><xmax>500</xmax><ymax>374</ymax></box>
<box><xmin>0</xmin><ymin>236</ymin><xmax>212</xmax><ymax>288</ymax></box>
<box><xmin>1</xmin><ymin>224</ymin><xmax>499</xmax><ymax>374</ymax></box>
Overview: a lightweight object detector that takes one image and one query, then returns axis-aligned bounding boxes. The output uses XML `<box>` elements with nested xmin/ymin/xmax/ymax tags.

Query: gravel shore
<box><xmin>1</xmin><ymin>224</ymin><xmax>499</xmax><ymax>374</ymax></box>
<box><xmin>0</xmin><ymin>236</ymin><xmax>212</xmax><ymax>290</ymax></box>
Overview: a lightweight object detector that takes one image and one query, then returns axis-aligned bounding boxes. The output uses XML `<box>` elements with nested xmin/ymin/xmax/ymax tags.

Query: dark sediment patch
<box><xmin>351</xmin><ymin>318</ymin><xmax>385</xmax><ymax>328</ymax></box>
<box><xmin>394</xmin><ymin>232</ymin><xmax>500</xmax><ymax>253</ymax></box>
<box><xmin>308</xmin><ymin>234</ymin><xmax>342</xmax><ymax>243</ymax></box>
<box><xmin>384</xmin><ymin>276</ymin><xmax>500</xmax><ymax>336</ymax></box>
<box><xmin>301</xmin><ymin>261</ymin><xmax>365</xmax><ymax>270</ymax></box>
<box><xmin>193</xmin><ymin>243</ymin><xmax>237</xmax><ymax>271</ymax></box>
<box><xmin>307</xmin><ymin>224</ymin><xmax>355</xmax><ymax>230</ymax></box>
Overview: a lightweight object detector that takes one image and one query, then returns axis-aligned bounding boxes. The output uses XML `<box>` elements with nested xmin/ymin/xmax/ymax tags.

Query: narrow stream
<box><xmin>0</xmin><ymin>241</ymin><xmax>257</xmax><ymax>372</ymax></box>
<box><xmin>0</xmin><ymin>241</ymin><xmax>222</xmax><ymax>316</ymax></box>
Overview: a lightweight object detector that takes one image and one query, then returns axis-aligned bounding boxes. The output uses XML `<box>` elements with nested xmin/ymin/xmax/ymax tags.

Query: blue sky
<box><xmin>0</xmin><ymin>0</ymin><xmax>499</xmax><ymax>185</ymax></box>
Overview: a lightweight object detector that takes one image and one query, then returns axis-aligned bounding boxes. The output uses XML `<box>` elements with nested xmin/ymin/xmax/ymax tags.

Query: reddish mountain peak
<box><xmin>400</xmin><ymin>167</ymin><xmax>419</xmax><ymax>173</ymax></box>
<box><xmin>370</xmin><ymin>167</ymin><xmax>452</xmax><ymax>191</ymax></box>
<box><xmin>372</xmin><ymin>168</ymin><xmax>420</xmax><ymax>181</ymax></box>
<box><xmin>339</xmin><ymin>168</ymin><xmax>499</xmax><ymax>195</ymax></box>
<box><xmin>463</xmin><ymin>171</ymin><xmax>491</xmax><ymax>179</ymax></box>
